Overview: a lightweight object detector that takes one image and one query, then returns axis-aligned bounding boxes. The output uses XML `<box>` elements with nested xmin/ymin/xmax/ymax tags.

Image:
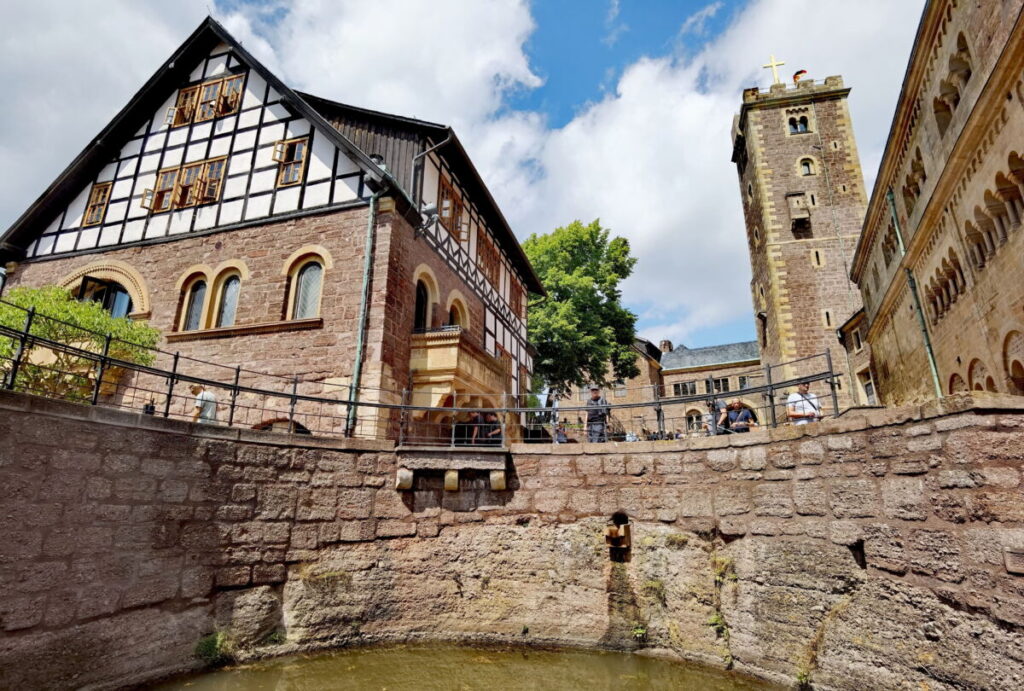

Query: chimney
<box><xmin>659</xmin><ymin>340</ymin><xmax>673</xmax><ymax>353</ymax></box>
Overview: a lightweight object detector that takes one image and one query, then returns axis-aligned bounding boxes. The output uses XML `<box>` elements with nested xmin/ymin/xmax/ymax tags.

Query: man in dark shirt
<box><xmin>585</xmin><ymin>386</ymin><xmax>610</xmax><ymax>443</ymax></box>
<box><xmin>481</xmin><ymin>412</ymin><xmax>503</xmax><ymax>446</ymax></box>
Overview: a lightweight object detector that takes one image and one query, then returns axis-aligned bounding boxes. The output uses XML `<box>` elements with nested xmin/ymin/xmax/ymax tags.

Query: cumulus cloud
<box><xmin>0</xmin><ymin>0</ymin><xmax>924</xmax><ymax>348</ymax></box>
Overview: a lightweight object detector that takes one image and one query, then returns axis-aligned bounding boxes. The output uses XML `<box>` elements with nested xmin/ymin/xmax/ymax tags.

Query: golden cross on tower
<box><xmin>762</xmin><ymin>54</ymin><xmax>786</xmax><ymax>85</ymax></box>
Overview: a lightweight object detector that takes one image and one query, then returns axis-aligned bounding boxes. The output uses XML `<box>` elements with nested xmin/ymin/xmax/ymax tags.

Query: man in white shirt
<box><xmin>787</xmin><ymin>382</ymin><xmax>820</xmax><ymax>425</ymax></box>
<box><xmin>190</xmin><ymin>384</ymin><xmax>218</xmax><ymax>424</ymax></box>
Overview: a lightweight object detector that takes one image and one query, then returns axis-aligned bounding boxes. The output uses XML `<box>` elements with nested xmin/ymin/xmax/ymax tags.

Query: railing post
<box><xmin>825</xmin><ymin>349</ymin><xmax>840</xmax><ymax>419</ymax></box>
<box><xmin>450</xmin><ymin>394</ymin><xmax>458</xmax><ymax>448</ymax></box>
<box><xmin>227</xmin><ymin>365</ymin><xmax>241</xmax><ymax>427</ymax></box>
<box><xmin>90</xmin><ymin>333</ymin><xmax>112</xmax><ymax>405</ymax></box>
<box><xmin>163</xmin><ymin>352</ymin><xmax>179</xmax><ymax>418</ymax></box>
<box><xmin>6</xmin><ymin>306</ymin><xmax>35</xmax><ymax>391</ymax></box>
<box><xmin>706</xmin><ymin>376</ymin><xmax>718</xmax><ymax>435</ymax></box>
<box><xmin>764</xmin><ymin>364</ymin><xmax>778</xmax><ymax>428</ymax></box>
<box><xmin>288</xmin><ymin>375</ymin><xmax>298</xmax><ymax>433</ymax></box>
<box><xmin>653</xmin><ymin>384</ymin><xmax>665</xmax><ymax>439</ymax></box>
<box><xmin>399</xmin><ymin>388</ymin><xmax>410</xmax><ymax>446</ymax></box>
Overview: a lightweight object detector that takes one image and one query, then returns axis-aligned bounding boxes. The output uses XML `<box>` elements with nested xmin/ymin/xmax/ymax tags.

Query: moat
<box><xmin>152</xmin><ymin>643</ymin><xmax>780</xmax><ymax>690</ymax></box>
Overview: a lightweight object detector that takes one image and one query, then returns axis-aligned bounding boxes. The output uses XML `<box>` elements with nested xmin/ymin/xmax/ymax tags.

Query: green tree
<box><xmin>0</xmin><ymin>285</ymin><xmax>160</xmax><ymax>400</ymax></box>
<box><xmin>523</xmin><ymin>219</ymin><xmax>639</xmax><ymax>396</ymax></box>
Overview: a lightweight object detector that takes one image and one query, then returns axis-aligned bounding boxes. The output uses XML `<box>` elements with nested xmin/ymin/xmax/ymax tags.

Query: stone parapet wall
<box><xmin>1</xmin><ymin>390</ymin><xmax>1023</xmax><ymax>689</ymax></box>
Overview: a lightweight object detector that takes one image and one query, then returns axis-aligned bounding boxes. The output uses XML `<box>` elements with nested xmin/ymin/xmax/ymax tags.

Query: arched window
<box><xmin>292</xmin><ymin>261</ymin><xmax>323</xmax><ymax>319</ymax></box>
<box><xmin>414</xmin><ymin>281</ymin><xmax>430</xmax><ymax>331</ymax></box>
<box><xmin>800</xmin><ymin>159</ymin><xmax>815</xmax><ymax>176</ymax></box>
<box><xmin>78</xmin><ymin>277</ymin><xmax>133</xmax><ymax>319</ymax></box>
<box><xmin>215</xmin><ymin>275</ymin><xmax>240</xmax><ymax>328</ymax></box>
<box><xmin>798</xmin><ymin>116</ymin><xmax>809</xmax><ymax>133</ymax></box>
<box><xmin>788</xmin><ymin>117</ymin><xmax>798</xmax><ymax>134</ymax></box>
<box><xmin>182</xmin><ymin>279</ymin><xmax>206</xmax><ymax>331</ymax></box>
<box><xmin>449</xmin><ymin>306</ymin><xmax>460</xmax><ymax>327</ymax></box>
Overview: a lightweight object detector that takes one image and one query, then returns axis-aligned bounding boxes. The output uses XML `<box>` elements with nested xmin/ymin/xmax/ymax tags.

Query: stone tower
<box><xmin>731</xmin><ymin>75</ymin><xmax>867</xmax><ymax>408</ymax></box>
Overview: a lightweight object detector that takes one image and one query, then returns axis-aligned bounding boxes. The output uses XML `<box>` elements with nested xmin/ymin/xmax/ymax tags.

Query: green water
<box><xmin>154</xmin><ymin>643</ymin><xmax>780</xmax><ymax>690</ymax></box>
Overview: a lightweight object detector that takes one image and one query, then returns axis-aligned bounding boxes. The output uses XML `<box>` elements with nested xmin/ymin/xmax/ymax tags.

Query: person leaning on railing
<box><xmin>787</xmin><ymin>381</ymin><xmax>821</xmax><ymax>425</ymax></box>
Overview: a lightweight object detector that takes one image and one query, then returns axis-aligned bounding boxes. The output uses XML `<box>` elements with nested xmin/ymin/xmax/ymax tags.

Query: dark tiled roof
<box><xmin>633</xmin><ymin>338</ymin><xmax>662</xmax><ymax>363</ymax></box>
<box><xmin>660</xmin><ymin>340</ymin><xmax>760</xmax><ymax>371</ymax></box>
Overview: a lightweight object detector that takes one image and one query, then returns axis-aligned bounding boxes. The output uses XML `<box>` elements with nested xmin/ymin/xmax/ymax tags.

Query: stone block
<box><xmin>216</xmin><ymin>566</ymin><xmax>252</xmax><ymax>587</ymax></box>
<box><xmin>296</xmin><ymin>488</ymin><xmax>337</xmax><ymax>521</ymax></box>
<box><xmin>290</xmin><ymin>524</ymin><xmax>319</xmax><ymax>549</ymax></box>
<box><xmin>255</xmin><ymin>485</ymin><xmax>297</xmax><ymax>520</ymax></box>
<box><xmin>864</xmin><ymin>523</ymin><xmax>906</xmax><ymax>574</ymax></box>
<box><xmin>908</xmin><ymin>529</ymin><xmax>963</xmax><ymax>583</ymax></box>
<box><xmin>376</xmin><ymin>520</ymin><xmax>416</xmax><ymax>538</ymax></box>
<box><xmin>738</xmin><ymin>446</ymin><xmax>767</xmax><ymax>471</ymax></box>
<box><xmin>793</xmin><ymin>479</ymin><xmax>828</xmax><ymax>516</ymax></box>
<box><xmin>882</xmin><ymin>477</ymin><xmax>926</xmax><ymax>520</ymax></box>
<box><xmin>938</xmin><ymin>470</ymin><xmax>978</xmax><ymax>489</ymax></box>
<box><xmin>829</xmin><ymin>520</ymin><xmax>863</xmax><ymax>546</ymax></box>
<box><xmin>706</xmin><ymin>449</ymin><xmax>737</xmax><ymax>472</ymax></box>
<box><xmin>714</xmin><ymin>485</ymin><xmax>751</xmax><ymax>515</ymax></box>
<box><xmin>830</xmin><ymin>478</ymin><xmax>879</xmax><ymax>518</ymax></box>
<box><xmin>797</xmin><ymin>440</ymin><xmax>825</xmax><ymax>465</ymax></box>
<box><xmin>717</xmin><ymin>516</ymin><xmax>748</xmax><ymax>536</ymax></box>
<box><xmin>679</xmin><ymin>489</ymin><xmax>714</xmax><ymax>518</ymax></box>
<box><xmin>336</xmin><ymin>489</ymin><xmax>374</xmax><ymax>519</ymax></box>
<box><xmin>0</xmin><ymin>594</ymin><xmax>45</xmax><ymax>631</ymax></box>
<box><xmin>231</xmin><ymin>483</ymin><xmax>257</xmax><ymax>502</ymax></box>
<box><xmin>753</xmin><ymin>484</ymin><xmax>793</xmax><ymax>517</ymax></box>
<box><xmin>979</xmin><ymin>467</ymin><xmax>1020</xmax><ymax>489</ymax></box>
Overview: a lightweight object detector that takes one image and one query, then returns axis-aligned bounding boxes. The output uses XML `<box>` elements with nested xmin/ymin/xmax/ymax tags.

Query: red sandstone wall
<box><xmin>1</xmin><ymin>390</ymin><xmax>1023</xmax><ymax>689</ymax></box>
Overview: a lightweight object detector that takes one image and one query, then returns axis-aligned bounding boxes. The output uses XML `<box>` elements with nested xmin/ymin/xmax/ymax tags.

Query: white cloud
<box><xmin>680</xmin><ymin>1</ymin><xmax>724</xmax><ymax>36</ymax></box>
<box><xmin>0</xmin><ymin>0</ymin><xmax>925</xmax><ymax>349</ymax></box>
<box><xmin>603</xmin><ymin>0</ymin><xmax>629</xmax><ymax>47</ymax></box>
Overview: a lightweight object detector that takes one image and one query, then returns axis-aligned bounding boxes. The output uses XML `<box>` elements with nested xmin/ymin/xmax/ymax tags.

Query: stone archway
<box><xmin>1003</xmin><ymin>330</ymin><xmax>1024</xmax><ymax>394</ymax></box>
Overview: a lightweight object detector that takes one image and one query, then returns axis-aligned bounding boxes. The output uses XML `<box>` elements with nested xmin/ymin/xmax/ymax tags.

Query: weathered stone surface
<box><xmin>882</xmin><ymin>477</ymin><xmax>927</xmax><ymax>520</ymax></box>
<box><xmin>216</xmin><ymin>585</ymin><xmax>282</xmax><ymax>646</ymax></box>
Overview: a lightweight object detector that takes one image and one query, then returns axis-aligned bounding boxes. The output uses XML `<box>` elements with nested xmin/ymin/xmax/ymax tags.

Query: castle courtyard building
<box><xmin>0</xmin><ymin>18</ymin><xmax>544</xmax><ymax>438</ymax></box>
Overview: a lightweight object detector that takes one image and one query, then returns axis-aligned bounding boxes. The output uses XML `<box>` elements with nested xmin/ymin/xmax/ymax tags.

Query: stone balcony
<box><xmin>408</xmin><ymin>326</ymin><xmax>511</xmax><ymax>412</ymax></box>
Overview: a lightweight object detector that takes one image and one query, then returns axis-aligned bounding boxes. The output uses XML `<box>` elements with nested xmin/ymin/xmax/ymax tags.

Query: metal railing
<box><xmin>0</xmin><ymin>299</ymin><xmax>843</xmax><ymax>447</ymax></box>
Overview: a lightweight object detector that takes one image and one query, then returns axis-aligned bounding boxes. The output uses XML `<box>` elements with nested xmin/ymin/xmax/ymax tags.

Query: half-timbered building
<box><xmin>0</xmin><ymin>17</ymin><xmax>543</xmax><ymax>438</ymax></box>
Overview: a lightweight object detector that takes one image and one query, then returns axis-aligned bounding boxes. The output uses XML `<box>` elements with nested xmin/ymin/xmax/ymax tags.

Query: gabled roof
<box><xmin>633</xmin><ymin>337</ymin><xmax>663</xmax><ymax>363</ymax></box>
<box><xmin>0</xmin><ymin>17</ymin><xmax>400</xmax><ymax>262</ymax></box>
<box><xmin>660</xmin><ymin>340</ymin><xmax>760</xmax><ymax>371</ymax></box>
<box><xmin>1</xmin><ymin>17</ymin><xmax>544</xmax><ymax>295</ymax></box>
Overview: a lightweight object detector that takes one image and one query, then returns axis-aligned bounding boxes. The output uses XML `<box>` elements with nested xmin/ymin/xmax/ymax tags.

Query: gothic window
<box><xmin>78</xmin><ymin>276</ymin><xmax>132</xmax><ymax>319</ymax></box>
<box><xmin>83</xmin><ymin>182</ymin><xmax>112</xmax><ymax>227</ymax></box>
<box><xmin>181</xmin><ymin>279</ymin><xmax>207</xmax><ymax>331</ymax></box>
<box><xmin>215</xmin><ymin>274</ymin><xmax>240</xmax><ymax>328</ymax></box>
<box><xmin>274</xmin><ymin>138</ymin><xmax>308</xmax><ymax>187</ymax></box>
<box><xmin>414</xmin><ymin>281</ymin><xmax>430</xmax><ymax>331</ymax></box>
<box><xmin>800</xmin><ymin>159</ymin><xmax>815</xmax><ymax>176</ymax></box>
<box><xmin>291</xmin><ymin>261</ymin><xmax>323</xmax><ymax>319</ymax></box>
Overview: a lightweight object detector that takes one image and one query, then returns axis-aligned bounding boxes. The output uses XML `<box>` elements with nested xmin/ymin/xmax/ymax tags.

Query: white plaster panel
<box><xmin>139</xmin><ymin>153</ymin><xmax>161</xmax><ymax>174</ymax></box>
<box><xmin>335</xmin><ymin>153</ymin><xmax>360</xmax><ymax>176</ymax></box>
<box><xmin>244</xmin><ymin>193</ymin><xmax>272</xmax><ymax>220</ymax></box>
<box><xmin>120</xmin><ymin>138</ymin><xmax>143</xmax><ymax>158</ymax></box>
<box><xmin>333</xmin><ymin>177</ymin><xmax>359</xmax><ymax>203</ymax></box>
<box><xmin>253</xmin><ymin>145</ymin><xmax>276</xmax><ymax>169</ymax></box>
<box><xmin>185</xmin><ymin>143</ymin><xmax>207</xmax><ymax>163</ymax></box>
<box><xmin>205</xmin><ymin>55</ymin><xmax>229</xmax><ymax>78</ymax></box>
<box><xmin>263</xmin><ymin>103</ymin><xmax>290</xmax><ymax>123</ymax></box>
<box><xmin>106</xmin><ymin>201</ymin><xmax>128</xmax><ymax>224</ymax></box>
<box><xmin>307</xmin><ymin>139</ymin><xmax>333</xmax><ymax>183</ymax></box>
<box><xmin>127</xmin><ymin>195</ymin><xmax>149</xmax><ymax>220</ymax></box>
<box><xmin>117</xmin><ymin>157</ymin><xmax>138</xmax><ymax>179</ymax></box>
<box><xmin>210</xmin><ymin>42</ymin><xmax>230</xmax><ymax>55</ymax></box>
<box><xmin>145</xmin><ymin>215</ymin><xmax>169</xmax><ymax>239</ymax></box>
<box><xmin>55</xmin><ymin>233</ymin><xmax>78</xmax><ymax>254</ymax></box>
<box><xmin>194</xmin><ymin>205</ymin><xmax>217</xmax><ymax>231</ymax></box>
<box><xmin>303</xmin><ymin>182</ymin><xmax>330</xmax><ymax>208</ymax></box>
<box><xmin>228</xmin><ymin>153</ymin><xmax>251</xmax><ymax>173</ymax></box>
<box><xmin>486</xmin><ymin>310</ymin><xmax>495</xmax><ymax>330</ymax></box>
<box><xmin>238</xmin><ymin>108</ymin><xmax>261</xmax><ymax>130</ymax></box>
<box><xmin>232</xmin><ymin>129</ymin><xmax>257</xmax><ymax>152</ymax></box>
<box><xmin>422</xmin><ymin>160</ymin><xmax>440</xmax><ymax>206</ymax></box>
<box><xmin>219</xmin><ymin>200</ymin><xmax>243</xmax><ymax>225</ymax></box>
<box><xmin>162</xmin><ymin>147</ymin><xmax>184</xmax><ymax>168</ymax></box>
<box><xmin>249</xmin><ymin>169</ymin><xmax>277</xmax><ymax>194</ymax></box>
<box><xmin>62</xmin><ymin>188</ymin><xmax>89</xmax><ymax>229</ymax></box>
<box><xmin>121</xmin><ymin>220</ymin><xmax>145</xmax><ymax>243</ymax></box>
<box><xmin>486</xmin><ymin>333</ymin><xmax>495</xmax><ymax>354</ymax></box>
<box><xmin>96</xmin><ymin>163</ymin><xmax>117</xmax><ymax>183</ymax></box>
<box><xmin>98</xmin><ymin>226</ymin><xmax>120</xmax><ymax>247</ymax></box>
<box><xmin>167</xmin><ymin>127</ymin><xmax>189</xmax><ymax>147</ymax></box>
<box><xmin>228</xmin><ymin>55</ymin><xmax>239</xmax><ymax>69</ymax></box>
<box><xmin>242</xmin><ymin>72</ymin><xmax>267</xmax><ymax>109</ymax></box>
<box><xmin>37</xmin><ymin>236</ymin><xmax>55</xmax><ymax>255</ymax></box>
<box><xmin>134</xmin><ymin>124</ymin><xmax>147</xmax><ymax>138</ymax></box>
<box><xmin>223</xmin><ymin>175</ymin><xmax>248</xmax><ymax>199</ymax></box>
<box><xmin>209</xmin><ymin>136</ymin><xmax>231</xmax><ymax>158</ymax></box>
<box><xmin>77</xmin><ymin>227</ymin><xmax>99</xmax><ymax>250</ymax></box>
<box><xmin>144</xmin><ymin>132</ymin><xmax>167</xmax><ymax>152</ymax></box>
<box><xmin>273</xmin><ymin>186</ymin><xmax>300</xmax><ymax>214</ymax></box>
<box><xmin>150</xmin><ymin>94</ymin><xmax>176</xmax><ymax>133</ymax></box>
<box><xmin>286</xmin><ymin>119</ymin><xmax>311</xmax><ymax>138</ymax></box>
<box><xmin>191</xmin><ymin>122</ymin><xmax>212</xmax><ymax>141</ymax></box>
<box><xmin>214</xmin><ymin>115</ymin><xmax>237</xmax><ymax>135</ymax></box>
<box><xmin>134</xmin><ymin>172</ymin><xmax>157</xmax><ymax>194</ymax></box>
<box><xmin>169</xmin><ymin>209</ymin><xmax>193</xmax><ymax>235</ymax></box>
<box><xmin>43</xmin><ymin>217</ymin><xmax>60</xmax><ymax>235</ymax></box>
<box><xmin>189</xmin><ymin>62</ymin><xmax>204</xmax><ymax>83</ymax></box>
<box><xmin>266</xmin><ymin>86</ymin><xmax>281</xmax><ymax>103</ymax></box>
<box><xmin>258</xmin><ymin>122</ymin><xmax>286</xmax><ymax>146</ymax></box>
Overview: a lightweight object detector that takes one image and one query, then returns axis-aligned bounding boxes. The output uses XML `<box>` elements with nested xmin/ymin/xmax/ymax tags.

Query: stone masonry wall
<box><xmin>2</xmin><ymin>389</ymin><xmax>1024</xmax><ymax>690</ymax></box>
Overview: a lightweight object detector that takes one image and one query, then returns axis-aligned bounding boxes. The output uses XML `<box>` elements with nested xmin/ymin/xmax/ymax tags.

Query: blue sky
<box><xmin>0</xmin><ymin>0</ymin><xmax>924</xmax><ymax>350</ymax></box>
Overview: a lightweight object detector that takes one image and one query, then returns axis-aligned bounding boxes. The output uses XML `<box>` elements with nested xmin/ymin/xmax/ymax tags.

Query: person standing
<box><xmin>787</xmin><ymin>382</ymin><xmax>821</xmax><ymax>425</ymax></box>
<box><xmin>727</xmin><ymin>399</ymin><xmax>756</xmax><ymax>433</ymax></box>
<box><xmin>586</xmin><ymin>386</ymin><xmax>610</xmax><ymax>443</ymax></box>
<box><xmin>190</xmin><ymin>384</ymin><xmax>218</xmax><ymax>424</ymax></box>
